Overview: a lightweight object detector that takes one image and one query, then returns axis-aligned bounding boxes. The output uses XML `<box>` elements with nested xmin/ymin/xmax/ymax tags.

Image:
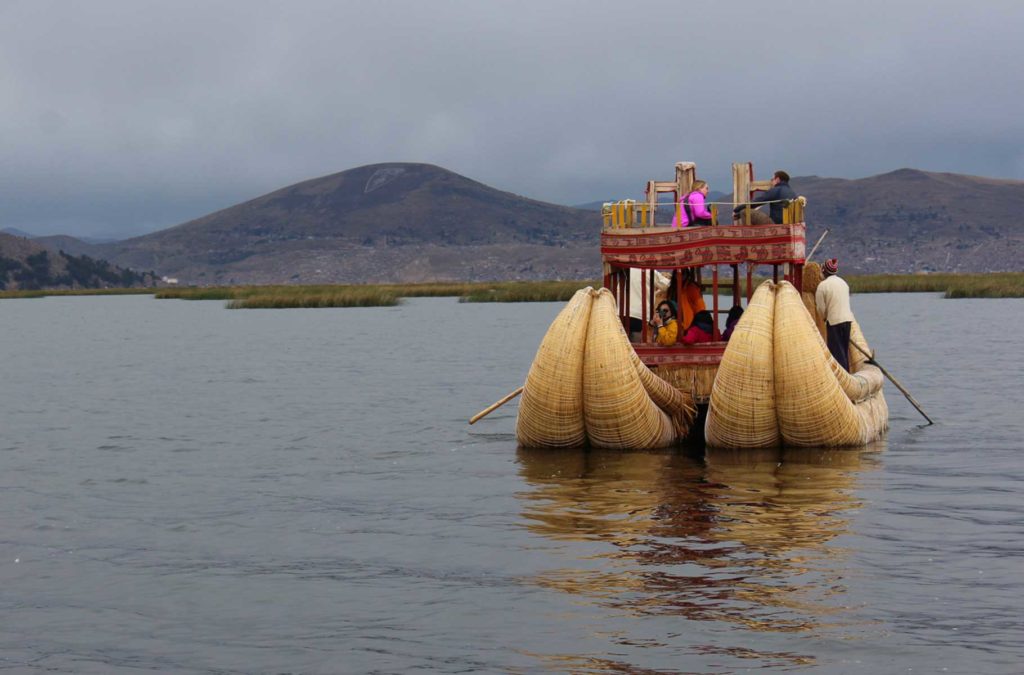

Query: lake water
<box><xmin>0</xmin><ymin>293</ymin><xmax>1021</xmax><ymax>674</ymax></box>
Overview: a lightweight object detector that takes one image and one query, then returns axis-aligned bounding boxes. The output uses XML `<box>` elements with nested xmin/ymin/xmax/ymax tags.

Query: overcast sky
<box><xmin>1</xmin><ymin>0</ymin><xmax>1022</xmax><ymax>238</ymax></box>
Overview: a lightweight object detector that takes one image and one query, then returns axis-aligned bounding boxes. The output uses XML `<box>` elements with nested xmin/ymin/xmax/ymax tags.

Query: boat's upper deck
<box><xmin>601</xmin><ymin>222</ymin><xmax>807</xmax><ymax>268</ymax></box>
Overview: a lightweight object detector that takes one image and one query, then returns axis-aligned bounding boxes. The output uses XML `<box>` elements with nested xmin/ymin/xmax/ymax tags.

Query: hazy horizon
<box><xmin>2</xmin><ymin>0</ymin><xmax>1022</xmax><ymax>239</ymax></box>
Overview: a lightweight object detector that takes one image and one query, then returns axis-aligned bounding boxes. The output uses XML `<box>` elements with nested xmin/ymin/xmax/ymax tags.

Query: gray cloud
<box><xmin>1</xmin><ymin>0</ymin><xmax>1022</xmax><ymax>237</ymax></box>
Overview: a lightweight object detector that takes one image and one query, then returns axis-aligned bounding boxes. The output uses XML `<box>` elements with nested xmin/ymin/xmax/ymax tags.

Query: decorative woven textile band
<box><xmin>601</xmin><ymin>223</ymin><xmax>806</xmax><ymax>268</ymax></box>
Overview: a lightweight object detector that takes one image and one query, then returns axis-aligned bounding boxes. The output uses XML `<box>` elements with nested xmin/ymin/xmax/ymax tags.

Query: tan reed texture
<box><xmin>849</xmin><ymin>319</ymin><xmax>871</xmax><ymax>372</ymax></box>
<box><xmin>705</xmin><ymin>281</ymin><xmax>782</xmax><ymax>448</ymax></box>
<box><xmin>801</xmin><ymin>261</ymin><xmax>827</xmax><ymax>340</ymax></box>
<box><xmin>654</xmin><ymin>365</ymin><xmax>718</xmax><ymax>404</ymax></box>
<box><xmin>627</xmin><ymin>351</ymin><xmax>698</xmax><ymax>439</ymax></box>
<box><xmin>791</xmin><ymin>285</ymin><xmax>885</xmax><ymax>403</ymax></box>
<box><xmin>582</xmin><ymin>288</ymin><xmax>677</xmax><ymax>449</ymax></box>
<box><xmin>516</xmin><ymin>287</ymin><xmax>594</xmax><ymax>447</ymax></box>
<box><xmin>773</xmin><ymin>281</ymin><xmax>888</xmax><ymax>447</ymax></box>
<box><xmin>802</xmin><ymin>262</ymin><xmax>823</xmax><ymax>294</ymax></box>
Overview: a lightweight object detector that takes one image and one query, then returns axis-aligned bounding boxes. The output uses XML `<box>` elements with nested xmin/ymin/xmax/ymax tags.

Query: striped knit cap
<box><xmin>823</xmin><ymin>258</ymin><xmax>838</xmax><ymax>276</ymax></box>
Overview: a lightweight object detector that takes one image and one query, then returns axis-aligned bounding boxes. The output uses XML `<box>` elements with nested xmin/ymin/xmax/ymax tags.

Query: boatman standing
<box><xmin>815</xmin><ymin>258</ymin><xmax>854</xmax><ymax>372</ymax></box>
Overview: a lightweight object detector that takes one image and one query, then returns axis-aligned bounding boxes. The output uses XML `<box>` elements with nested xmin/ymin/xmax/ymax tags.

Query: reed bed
<box><xmin>227</xmin><ymin>288</ymin><xmax>400</xmax><ymax>309</ymax></box>
<box><xmin>0</xmin><ymin>287</ymin><xmax>155</xmax><ymax>299</ymax></box>
<box><xmin>5</xmin><ymin>272</ymin><xmax>1020</xmax><ymax>305</ymax></box>
<box><xmin>848</xmin><ymin>272</ymin><xmax>1024</xmax><ymax>297</ymax></box>
<box><xmin>460</xmin><ymin>280</ymin><xmax>601</xmax><ymax>303</ymax></box>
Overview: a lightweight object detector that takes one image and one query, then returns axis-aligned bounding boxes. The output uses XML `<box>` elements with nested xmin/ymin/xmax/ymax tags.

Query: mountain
<box><xmin>33</xmin><ymin>234</ymin><xmax>101</xmax><ymax>257</ymax></box>
<box><xmin>0</xmin><ymin>232</ymin><xmax>154</xmax><ymax>290</ymax></box>
<box><xmin>61</xmin><ymin>163</ymin><xmax>1024</xmax><ymax>284</ymax></box>
<box><xmin>791</xmin><ymin>169</ymin><xmax>1024</xmax><ymax>273</ymax></box>
<box><xmin>94</xmin><ymin>163</ymin><xmax>601</xmax><ymax>284</ymax></box>
<box><xmin>1</xmin><ymin>227</ymin><xmax>36</xmax><ymax>238</ymax></box>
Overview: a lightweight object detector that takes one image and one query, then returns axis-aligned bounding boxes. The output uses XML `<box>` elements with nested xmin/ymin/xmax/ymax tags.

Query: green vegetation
<box><xmin>4</xmin><ymin>273</ymin><xmax>1021</xmax><ymax>305</ymax></box>
<box><xmin>460</xmin><ymin>280</ymin><xmax>602</xmax><ymax>303</ymax></box>
<box><xmin>847</xmin><ymin>272</ymin><xmax>1024</xmax><ymax>298</ymax></box>
<box><xmin>0</xmin><ymin>287</ymin><xmax>155</xmax><ymax>299</ymax></box>
<box><xmin>157</xmin><ymin>280</ymin><xmax>603</xmax><ymax>308</ymax></box>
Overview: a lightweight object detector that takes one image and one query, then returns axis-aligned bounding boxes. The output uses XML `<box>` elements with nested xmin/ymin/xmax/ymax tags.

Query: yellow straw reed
<box><xmin>773</xmin><ymin>282</ymin><xmax>888</xmax><ymax>446</ymax></box>
<box><xmin>705</xmin><ymin>281</ymin><xmax>781</xmax><ymax>448</ymax></box>
<box><xmin>654</xmin><ymin>365</ymin><xmax>718</xmax><ymax>405</ymax></box>
<box><xmin>516</xmin><ymin>287</ymin><xmax>594</xmax><ymax>447</ymax></box>
<box><xmin>582</xmin><ymin>289</ymin><xmax>679</xmax><ymax>448</ymax></box>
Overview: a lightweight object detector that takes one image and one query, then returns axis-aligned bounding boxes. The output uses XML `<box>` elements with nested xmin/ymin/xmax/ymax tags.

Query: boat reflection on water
<box><xmin>515</xmin><ymin>444</ymin><xmax>883</xmax><ymax>634</ymax></box>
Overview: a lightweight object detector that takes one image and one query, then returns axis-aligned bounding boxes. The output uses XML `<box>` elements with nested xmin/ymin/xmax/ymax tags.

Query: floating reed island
<box><xmin>476</xmin><ymin>160</ymin><xmax>906</xmax><ymax>450</ymax></box>
<box><xmin>153</xmin><ymin>280</ymin><xmax>603</xmax><ymax>307</ymax></box>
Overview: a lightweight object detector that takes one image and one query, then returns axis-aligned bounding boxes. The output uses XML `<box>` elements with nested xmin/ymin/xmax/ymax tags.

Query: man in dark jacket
<box><xmin>736</xmin><ymin>170</ymin><xmax>797</xmax><ymax>224</ymax></box>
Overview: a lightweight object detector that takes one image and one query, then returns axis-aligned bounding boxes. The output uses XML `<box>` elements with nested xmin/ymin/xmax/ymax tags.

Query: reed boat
<box><xmin>515</xmin><ymin>162</ymin><xmax>889</xmax><ymax>449</ymax></box>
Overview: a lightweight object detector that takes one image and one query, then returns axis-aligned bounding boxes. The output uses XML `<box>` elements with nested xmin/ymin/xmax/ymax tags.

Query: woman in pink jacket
<box><xmin>673</xmin><ymin>180</ymin><xmax>713</xmax><ymax>227</ymax></box>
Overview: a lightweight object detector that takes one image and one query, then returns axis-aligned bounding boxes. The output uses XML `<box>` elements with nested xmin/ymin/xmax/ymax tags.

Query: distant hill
<box><xmin>0</xmin><ymin>232</ymin><xmax>154</xmax><ymax>290</ymax></box>
<box><xmin>792</xmin><ymin>169</ymin><xmax>1024</xmax><ymax>273</ymax></box>
<box><xmin>33</xmin><ymin>234</ymin><xmax>101</xmax><ymax>257</ymax></box>
<box><xmin>1</xmin><ymin>227</ymin><xmax>36</xmax><ymax>239</ymax></box>
<box><xmin>93</xmin><ymin>163</ymin><xmax>601</xmax><ymax>284</ymax></box>
<box><xmin>34</xmin><ymin>162</ymin><xmax>1019</xmax><ymax>284</ymax></box>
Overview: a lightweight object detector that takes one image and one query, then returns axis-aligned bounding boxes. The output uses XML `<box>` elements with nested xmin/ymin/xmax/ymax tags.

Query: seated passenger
<box><xmin>649</xmin><ymin>300</ymin><xmax>678</xmax><ymax>346</ymax></box>
<box><xmin>747</xmin><ymin>170</ymin><xmax>797</xmax><ymax>224</ymax></box>
<box><xmin>668</xmin><ymin>268</ymin><xmax>707</xmax><ymax>331</ymax></box>
<box><xmin>721</xmin><ymin>305</ymin><xmax>744</xmax><ymax>341</ymax></box>
<box><xmin>672</xmin><ymin>180</ymin><xmax>713</xmax><ymax>227</ymax></box>
<box><xmin>732</xmin><ymin>204</ymin><xmax>772</xmax><ymax>225</ymax></box>
<box><xmin>682</xmin><ymin>310</ymin><xmax>715</xmax><ymax>344</ymax></box>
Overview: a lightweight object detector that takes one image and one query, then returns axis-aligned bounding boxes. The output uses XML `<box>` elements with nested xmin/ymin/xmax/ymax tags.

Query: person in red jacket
<box><xmin>682</xmin><ymin>310</ymin><xmax>715</xmax><ymax>344</ymax></box>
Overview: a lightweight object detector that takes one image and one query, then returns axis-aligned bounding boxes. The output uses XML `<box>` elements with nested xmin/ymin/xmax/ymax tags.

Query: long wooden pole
<box><xmin>469</xmin><ymin>386</ymin><xmax>524</xmax><ymax>425</ymax></box>
<box><xmin>807</xmin><ymin>228</ymin><xmax>830</xmax><ymax>262</ymax></box>
<box><xmin>850</xmin><ymin>341</ymin><xmax>934</xmax><ymax>425</ymax></box>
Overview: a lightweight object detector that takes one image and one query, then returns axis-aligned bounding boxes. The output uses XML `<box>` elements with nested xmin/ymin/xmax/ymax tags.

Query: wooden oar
<box><xmin>806</xmin><ymin>228</ymin><xmax>830</xmax><ymax>262</ymax></box>
<box><xmin>469</xmin><ymin>386</ymin><xmax>524</xmax><ymax>425</ymax></box>
<box><xmin>850</xmin><ymin>341</ymin><xmax>934</xmax><ymax>425</ymax></box>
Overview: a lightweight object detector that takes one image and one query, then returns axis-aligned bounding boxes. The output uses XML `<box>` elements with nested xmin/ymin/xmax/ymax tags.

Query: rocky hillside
<box><xmin>22</xmin><ymin>164</ymin><xmax>1024</xmax><ymax>284</ymax></box>
<box><xmin>793</xmin><ymin>169</ymin><xmax>1024</xmax><ymax>273</ymax></box>
<box><xmin>93</xmin><ymin>163</ymin><xmax>601</xmax><ymax>284</ymax></box>
<box><xmin>0</xmin><ymin>232</ymin><xmax>154</xmax><ymax>290</ymax></box>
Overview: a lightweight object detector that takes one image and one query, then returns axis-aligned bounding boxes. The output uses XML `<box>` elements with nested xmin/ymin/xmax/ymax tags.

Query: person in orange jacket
<box><xmin>668</xmin><ymin>268</ymin><xmax>707</xmax><ymax>331</ymax></box>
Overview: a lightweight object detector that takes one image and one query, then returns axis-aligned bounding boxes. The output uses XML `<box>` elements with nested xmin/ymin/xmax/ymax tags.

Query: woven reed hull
<box><xmin>515</xmin><ymin>288</ymin><xmax>593</xmax><ymax>448</ymax></box>
<box><xmin>706</xmin><ymin>280</ymin><xmax>889</xmax><ymax>449</ymax></box>
<box><xmin>705</xmin><ymin>281</ymin><xmax>781</xmax><ymax>448</ymax></box>
<box><xmin>773</xmin><ymin>282</ymin><xmax>888</xmax><ymax>447</ymax></box>
<box><xmin>516</xmin><ymin>287</ymin><xmax>696</xmax><ymax>449</ymax></box>
<box><xmin>515</xmin><ymin>280</ymin><xmax>888</xmax><ymax>450</ymax></box>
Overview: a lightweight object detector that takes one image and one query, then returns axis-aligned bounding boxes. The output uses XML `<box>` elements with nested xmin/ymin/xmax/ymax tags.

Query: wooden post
<box><xmin>676</xmin><ymin>162</ymin><xmax>695</xmax><ymax>197</ymax></box>
<box><xmin>732</xmin><ymin>264</ymin><xmax>740</xmax><ymax>307</ymax></box>
<box><xmin>773</xmin><ymin>264</ymin><xmax>779</xmax><ymax>283</ymax></box>
<box><xmin>676</xmin><ymin>268</ymin><xmax>683</xmax><ymax>334</ymax></box>
<box><xmin>620</xmin><ymin>270</ymin><xmax>628</xmax><ymax>335</ymax></box>
<box><xmin>712</xmin><ymin>265</ymin><xmax>720</xmax><ymax>340</ymax></box>
<box><xmin>469</xmin><ymin>387</ymin><xmax>524</xmax><ymax>425</ymax></box>
<box><xmin>746</xmin><ymin>263</ymin><xmax>754</xmax><ymax>302</ymax></box>
<box><xmin>850</xmin><ymin>341</ymin><xmax>934</xmax><ymax>425</ymax></box>
<box><xmin>640</xmin><ymin>269</ymin><xmax>648</xmax><ymax>343</ymax></box>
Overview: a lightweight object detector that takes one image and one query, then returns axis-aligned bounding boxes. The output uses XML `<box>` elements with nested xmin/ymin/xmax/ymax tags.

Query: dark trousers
<box><xmin>826</xmin><ymin>321</ymin><xmax>852</xmax><ymax>372</ymax></box>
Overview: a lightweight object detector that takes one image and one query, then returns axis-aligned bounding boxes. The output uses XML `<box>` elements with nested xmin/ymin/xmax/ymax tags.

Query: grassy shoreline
<box><xmin>1</xmin><ymin>272</ymin><xmax>1021</xmax><ymax>305</ymax></box>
